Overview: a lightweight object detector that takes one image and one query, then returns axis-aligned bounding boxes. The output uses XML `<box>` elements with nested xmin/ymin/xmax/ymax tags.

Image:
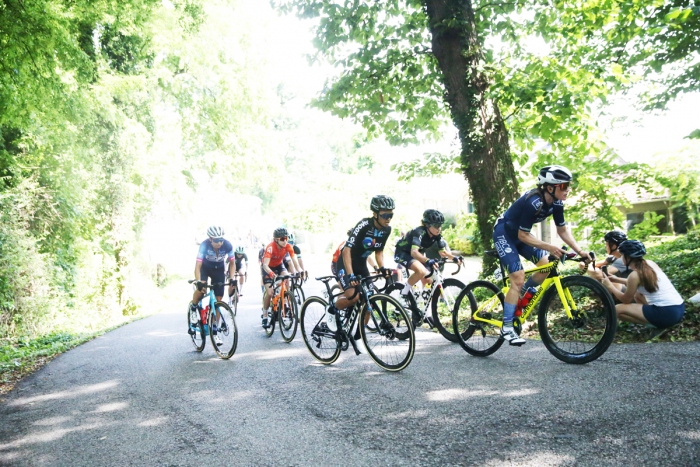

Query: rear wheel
<box><xmin>279</xmin><ymin>291</ymin><xmax>299</xmax><ymax>343</ymax></box>
<box><xmin>293</xmin><ymin>285</ymin><xmax>305</xmax><ymax>309</ymax></box>
<box><xmin>210</xmin><ymin>301</ymin><xmax>238</xmax><ymax>359</ymax></box>
<box><xmin>188</xmin><ymin>303</ymin><xmax>205</xmax><ymax>352</ymax></box>
<box><xmin>360</xmin><ymin>294</ymin><xmax>415</xmax><ymax>372</ymax></box>
<box><xmin>538</xmin><ymin>276</ymin><xmax>617</xmax><ymax>364</ymax></box>
<box><xmin>264</xmin><ymin>306</ymin><xmax>276</xmax><ymax>338</ymax></box>
<box><xmin>300</xmin><ymin>297</ymin><xmax>340</xmax><ymax>364</ymax></box>
<box><xmin>385</xmin><ymin>282</ymin><xmax>420</xmax><ymax>330</ymax></box>
<box><xmin>453</xmin><ymin>280</ymin><xmax>505</xmax><ymax>357</ymax></box>
<box><xmin>431</xmin><ymin>278</ymin><xmax>466</xmax><ymax>342</ymax></box>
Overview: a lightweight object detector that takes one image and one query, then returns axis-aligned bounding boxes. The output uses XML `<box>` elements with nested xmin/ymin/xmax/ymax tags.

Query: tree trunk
<box><xmin>424</xmin><ymin>0</ymin><xmax>519</xmax><ymax>274</ymax></box>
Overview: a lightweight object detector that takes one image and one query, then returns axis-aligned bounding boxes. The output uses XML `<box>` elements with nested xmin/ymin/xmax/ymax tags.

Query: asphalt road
<box><xmin>1</xmin><ymin>258</ymin><xmax>700</xmax><ymax>466</ymax></box>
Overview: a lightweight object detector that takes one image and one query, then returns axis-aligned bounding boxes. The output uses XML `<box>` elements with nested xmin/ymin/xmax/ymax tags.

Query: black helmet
<box><xmin>604</xmin><ymin>230</ymin><xmax>627</xmax><ymax>246</ymax></box>
<box><xmin>618</xmin><ymin>240</ymin><xmax>646</xmax><ymax>258</ymax></box>
<box><xmin>537</xmin><ymin>165</ymin><xmax>573</xmax><ymax>185</ymax></box>
<box><xmin>422</xmin><ymin>209</ymin><xmax>445</xmax><ymax>225</ymax></box>
<box><xmin>273</xmin><ymin>227</ymin><xmax>288</xmax><ymax>239</ymax></box>
<box><xmin>370</xmin><ymin>195</ymin><xmax>395</xmax><ymax>212</ymax></box>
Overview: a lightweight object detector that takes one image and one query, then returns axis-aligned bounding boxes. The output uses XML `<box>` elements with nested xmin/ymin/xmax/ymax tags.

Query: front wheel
<box><xmin>264</xmin><ymin>307</ymin><xmax>277</xmax><ymax>338</ymax></box>
<box><xmin>538</xmin><ymin>275</ymin><xmax>617</xmax><ymax>364</ymax></box>
<box><xmin>360</xmin><ymin>294</ymin><xmax>415</xmax><ymax>372</ymax></box>
<box><xmin>452</xmin><ymin>280</ymin><xmax>505</xmax><ymax>357</ymax></box>
<box><xmin>293</xmin><ymin>285</ymin><xmax>305</xmax><ymax>308</ymax></box>
<box><xmin>431</xmin><ymin>278</ymin><xmax>466</xmax><ymax>342</ymax></box>
<box><xmin>300</xmin><ymin>296</ymin><xmax>340</xmax><ymax>364</ymax></box>
<box><xmin>210</xmin><ymin>301</ymin><xmax>238</xmax><ymax>359</ymax></box>
<box><xmin>188</xmin><ymin>303</ymin><xmax>205</xmax><ymax>352</ymax></box>
<box><xmin>279</xmin><ymin>291</ymin><xmax>299</xmax><ymax>343</ymax></box>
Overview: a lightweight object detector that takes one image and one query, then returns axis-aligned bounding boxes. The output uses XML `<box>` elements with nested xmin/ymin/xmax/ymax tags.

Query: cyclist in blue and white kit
<box><xmin>189</xmin><ymin>226</ymin><xmax>235</xmax><ymax>345</ymax></box>
<box><xmin>493</xmin><ymin>165</ymin><xmax>591</xmax><ymax>346</ymax></box>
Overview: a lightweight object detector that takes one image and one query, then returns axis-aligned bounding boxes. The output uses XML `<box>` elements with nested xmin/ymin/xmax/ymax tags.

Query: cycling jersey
<box><xmin>263</xmin><ymin>241</ymin><xmax>296</xmax><ymax>268</ymax></box>
<box><xmin>197</xmin><ymin>239</ymin><xmax>234</xmax><ymax>269</ymax></box>
<box><xmin>234</xmin><ymin>253</ymin><xmax>248</xmax><ymax>270</ymax></box>
<box><xmin>284</xmin><ymin>245</ymin><xmax>302</xmax><ymax>264</ymax></box>
<box><xmin>395</xmin><ymin>226</ymin><xmax>445</xmax><ymax>255</ymax></box>
<box><xmin>331</xmin><ymin>241</ymin><xmax>345</xmax><ymax>264</ymax></box>
<box><xmin>496</xmin><ymin>189</ymin><xmax>566</xmax><ymax>234</ymax></box>
<box><xmin>335</xmin><ymin>218</ymin><xmax>391</xmax><ymax>279</ymax></box>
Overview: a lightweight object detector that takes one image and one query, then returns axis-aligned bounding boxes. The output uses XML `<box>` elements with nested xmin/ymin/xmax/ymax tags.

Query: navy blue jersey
<box><xmin>395</xmin><ymin>226</ymin><xmax>445</xmax><ymax>255</ymax></box>
<box><xmin>497</xmin><ymin>190</ymin><xmax>566</xmax><ymax>234</ymax></box>
<box><xmin>344</xmin><ymin>217</ymin><xmax>391</xmax><ymax>261</ymax></box>
<box><xmin>197</xmin><ymin>239</ymin><xmax>234</xmax><ymax>269</ymax></box>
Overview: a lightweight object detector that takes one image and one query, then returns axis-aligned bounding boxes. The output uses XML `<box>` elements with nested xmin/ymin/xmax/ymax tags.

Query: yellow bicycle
<box><xmin>452</xmin><ymin>250</ymin><xmax>616</xmax><ymax>364</ymax></box>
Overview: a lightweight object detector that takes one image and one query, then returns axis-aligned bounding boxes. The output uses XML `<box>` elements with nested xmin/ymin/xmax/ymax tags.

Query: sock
<box><xmin>521</xmin><ymin>277</ymin><xmax>539</xmax><ymax>295</ymax></box>
<box><xmin>401</xmin><ymin>282</ymin><xmax>412</xmax><ymax>295</ymax></box>
<box><xmin>503</xmin><ymin>302</ymin><xmax>517</xmax><ymax>328</ymax></box>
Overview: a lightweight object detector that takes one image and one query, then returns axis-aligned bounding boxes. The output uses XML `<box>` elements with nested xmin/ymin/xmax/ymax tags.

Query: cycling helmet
<box><xmin>537</xmin><ymin>165</ymin><xmax>573</xmax><ymax>185</ymax></box>
<box><xmin>273</xmin><ymin>227</ymin><xmax>289</xmax><ymax>239</ymax></box>
<box><xmin>235</xmin><ymin>245</ymin><xmax>245</xmax><ymax>254</ymax></box>
<box><xmin>370</xmin><ymin>195</ymin><xmax>395</xmax><ymax>212</ymax></box>
<box><xmin>617</xmin><ymin>240</ymin><xmax>646</xmax><ymax>258</ymax></box>
<box><xmin>288</xmin><ymin>233</ymin><xmax>295</xmax><ymax>245</ymax></box>
<box><xmin>422</xmin><ymin>209</ymin><xmax>445</xmax><ymax>225</ymax></box>
<box><xmin>604</xmin><ymin>230</ymin><xmax>627</xmax><ymax>246</ymax></box>
<box><xmin>206</xmin><ymin>225</ymin><xmax>224</xmax><ymax>238</ymax></box>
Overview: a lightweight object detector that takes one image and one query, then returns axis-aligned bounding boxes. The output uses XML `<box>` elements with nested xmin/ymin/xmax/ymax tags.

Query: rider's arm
<box><xmin>262</xmin><ymin>257</ymin><xmax>273</xmax><ymax>276</ymax></box>
<box><xmin>556</xmin><ymin>225</ymin><xmax>587</xmax><ymax>258</ymax></box>
<box><xmin>290</xmin><ymin>256</ymin><xmax>302</xmax><ymax>274</ymax></box>
<box><xmin>194</xmin><ymin>261</ymin><xmax>202</xmax><ymax>281</ymax></box>
<box><xmin>229</xmin><ymin>258</ymin><xmax>236</xmax><ymax>276</ymax></box>
<box><xmin>341</xmin><ymin>245</ymin><xmax>354</xmax><ymax>275</ymax></box>
<box><xmin>367</xmin><ymin>254</ymin><xmax>378</xmax><ymax>270</ymax></box>
<box><xmin>410</xmin><ymin>246</ymin><xmax>429</xmax><ymax>263</ymax></box>
<box><xmin>374</xmin><ymin>250</ymin><xmax>384</xmax><ymax>269</ymax></box>
<box><xmin>602</xmin><ymin>270</ymin><xmax>639</xmax><ymax>304</ymax></box>
<box><xmin>517</xmin><ymin>230</ymin><xmax>567</xmax><ymax>257</ymax></box>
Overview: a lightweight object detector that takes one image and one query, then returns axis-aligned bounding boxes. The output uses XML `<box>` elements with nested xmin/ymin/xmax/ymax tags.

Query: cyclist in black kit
<box><xmin>327</xmin><ymin>195</ymin><xmax>394</xmax><ymax>331</ymax></box>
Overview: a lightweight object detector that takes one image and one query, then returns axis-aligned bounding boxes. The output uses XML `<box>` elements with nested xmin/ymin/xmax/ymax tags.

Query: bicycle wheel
<box><xmin>279</xmin><ymin>291</ymin><xmax>299</xmax><ymax>343</ymax></box>
<box><xmin>188</xmin><ymin>303</ymin><xmax>205</xmax><ymax>352</ymax></box>
<box><xmin>264</xmin><ymin>307</ymin><xmax>276</xmax><ymax>338</ymax></box>
<box><xmin>360</xmin><ymin>294</ymin><xmax>415</xmax><ymax>372</ymax></box>
<box><xmin>453</xmin><ymin>280</ymin><xmax>505</xmax><ymax>357</ymax></box>
<box><xmin>431</xmin><ymin>278</ymin><xmax>466</xmax><ymax>342</ymax></box>
<box><xmin>229</xmin><ymin>290</ymin><xmax>239</xmax><ymax>317</ymax></box>
<box><xmin>538</xmin><ymin>275</ymin><xmax>617</xmax><ymax>364</ymax></box>
<box><xmin>384</xmin><ymin>282</ymin><xmax>420</xmax><ymax>329</ymax></box>
<box><xmin>209</xmin><ymin>301</ymin><xmax>238</xmax><ymax>359</ymax></box>
<box><xmin>300</xmin><ymin>296</ymin><xmax>341</xmax><ymax>364</ymax></box>
<box><xmin>293</xmin><ymin>285</ymin><xmax>305</xmax><ymax>308</ymax></box>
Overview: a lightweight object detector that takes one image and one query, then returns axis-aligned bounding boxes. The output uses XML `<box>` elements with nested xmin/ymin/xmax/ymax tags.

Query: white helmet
<box><xmin>537</xmin><ymin>165</ymin><xmax>573</xmax><ymax>185</ymax></box>
<box><xmin>206</xmin><ymin>225</ymin><xmax>224</xmax><ymax>238</ymax></box>
<box><xmin>235</xmin><ymin>245</ymin><xmax>245</xmax><ymax>254</ymax></box>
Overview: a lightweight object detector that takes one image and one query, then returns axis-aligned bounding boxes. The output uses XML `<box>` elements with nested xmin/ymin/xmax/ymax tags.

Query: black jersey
<box><xmin>344</xmin><ymin>217</ymin><xmax>391</xmax><ymax>260</ymax></box>
<box><xmin>395</xmin><ymin>226</ymin><xmax>444</xmax><ymax>255</ymax></box>
<box><xmin>234</xmin><ymin>253</ymin><xmax>248</xmax><ymax>269</ymax></box>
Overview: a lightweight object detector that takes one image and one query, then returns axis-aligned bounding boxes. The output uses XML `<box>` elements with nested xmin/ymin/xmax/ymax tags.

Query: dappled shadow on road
<box><xmin>7</xmin><ymin>380</ymin><xmax>120</xmax><ymax>407</ymax></box>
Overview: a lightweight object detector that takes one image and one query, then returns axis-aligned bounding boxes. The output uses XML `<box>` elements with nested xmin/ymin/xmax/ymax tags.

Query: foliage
<box><xmin>646</xmin><ymin>230</ymin><xmax>700</xmax><ymax>299</ymax></box>
<box><xmin>652</xmin><ymin>153</ymin><xmax>700</xmax><ymax>229</ymax></box>
<box><xmin>629</xmin><ymin>212</ymin><xmax>665</xmax><ymax>241</ymax></box>
<box><xmin>441</xmin><ymin>213</ymin><xmax>478</xmax><ymax>256</ymax></box>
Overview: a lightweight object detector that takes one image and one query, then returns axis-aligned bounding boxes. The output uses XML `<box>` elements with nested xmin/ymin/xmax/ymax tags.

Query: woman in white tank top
<box><xmin>589</xmin><ymin>240</ymin><xmax>685</xmax><ymax>329</ymax></box>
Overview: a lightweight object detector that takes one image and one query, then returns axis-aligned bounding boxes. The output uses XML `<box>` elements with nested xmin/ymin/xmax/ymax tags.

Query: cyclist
<box><xmin>261</xmin><ymin>227</ymin><xmax>304</xmax><ymax>328</ymax></box>
<box><xmin>493</xmin><ymin>165</ymin><xmax>591</xmax><ymax>346</ymax></box>
<box><xmin>330</xmin><ymin>229</ymin><xmax>378</xmax><ymax>277</ymax></box>
<box><xmin>393</xmin><ymin>209</ymin><xmax>463</xmax><ymax>322</ymax></box>
<box><xmin>189</xmin><ymin>225</ymin><xmax>235</xmax><ymax>346</ymax></box>
<box><xmin>258</xmin><ymin>242</ymin><xmax>266</xmax><ymax>293</ymax></box>
<box><xmin>327</xmin><ymin>195</ymin><xmax>394</xmax><ymax>332</ymax></box>
<box><xmin>590</xmin><ymin>240</ymin><xmax>684</xmax><ymax>329</ymax></box>
<box><xmin>231</xmin><ymin>245</ymin><xmax>248</xmax><ymax>297</ymax></box>
<box><xmin>284</xmin><ymin>233</ymin><xmax>307</xmax><ymax>280</ymax></box>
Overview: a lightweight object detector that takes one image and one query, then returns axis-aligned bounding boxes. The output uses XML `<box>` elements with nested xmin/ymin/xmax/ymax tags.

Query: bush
<box><xmin>442</xmin><ymin>213</ymin><xmax>478</xmax><ymax>256</ymax></box>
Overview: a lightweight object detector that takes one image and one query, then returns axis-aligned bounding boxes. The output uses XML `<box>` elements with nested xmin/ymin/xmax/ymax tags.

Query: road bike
<box><xmin>290</xmin><ymin>274</ymin><xmax>306</xmax><ymax>310</ymax></box>
<box><xmin>263</xmin><ymin>274</ymin><xmax>299</xmax><ymax>343</ymax></box>
<box><xmin>451</xmin><ymin>250</ymin><xmax>616</xmax><ymax>364</ymax></box>
<box><xmin>187</xmin><ymin>279</ymin><xmax>238</xmax><ymax>359</ymax></box>
<box><xmin>225</xmin><ymin>272</ymin><xmax>245</xmax><ymax>316</ymax></box>
<box><xmin>300</xmin><ymin>273</ymin><xmax>415</xmax><ymax>372</ymax></box>
<box><xmin>385</xmin><ymin>258</ymin><xmax>464</xmax><ymax>342</ymax></box>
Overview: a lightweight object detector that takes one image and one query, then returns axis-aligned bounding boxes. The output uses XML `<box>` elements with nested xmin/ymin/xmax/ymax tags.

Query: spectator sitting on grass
<box><xmin>589</xmin><ymin>240</ymin><xmax>685</xmax><ymax>329</ymax></box>
<box><xmin>581</xmin><ymin>230</ymin><xmax>630</xmax><ymax>292</ymax></box>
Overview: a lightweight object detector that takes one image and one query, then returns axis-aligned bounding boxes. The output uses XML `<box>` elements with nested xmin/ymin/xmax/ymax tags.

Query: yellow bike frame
<box><xmin>472</xmin><ymin>259</ymin><xmax>578</xmax><ymax>328</ymax></box>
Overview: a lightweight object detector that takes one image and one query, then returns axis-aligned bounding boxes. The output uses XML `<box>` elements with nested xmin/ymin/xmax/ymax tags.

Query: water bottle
<box><xmin>201</xmin><ymin>305</ymin><xmax>210</xmax><ymax>335</ymax></box>
<box><xmin>421</xmin><ymin>282</ymin><xmax>432</xmax><ymax>301</ymax></box>
<box><xmin>515</xmin><ymin>287</ymin><xmax>536</xmax><ymax>317</ymax></box>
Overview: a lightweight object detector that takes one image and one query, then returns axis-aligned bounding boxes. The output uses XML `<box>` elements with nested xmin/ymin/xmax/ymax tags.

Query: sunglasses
<box><xmin>558</xmin><ymin>182</ymin><xmax>571</xmax><ymax>191</ymax></box>
<box><xmin>211</xmin><ymin>237</ymin><xmax>224</xmax><ymax>243</ymax></box>
<box><xmin>378</xmin><ymin>213</ymin><xmax>394</xmax><ymax>220</ymax></box>
<box><xmin>277</xmin><ymin>236</ymin><xmax>288</xmax><ymax>241</ymax></box>
<box><xmin>429</xmin><ymin>223</ymin><xmax>443</xmax><ymax>229</ymax></box>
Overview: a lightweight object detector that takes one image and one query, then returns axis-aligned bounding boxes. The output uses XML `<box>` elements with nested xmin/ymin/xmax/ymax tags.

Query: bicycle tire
<box><xmin>209</xmin><ymin>301</ymin><xmax>238</xmax><ymax>359</ymax></box>
<box><xmin>230</xmin><ymin>291</ymin><xmax>239</xmax><ymax>317</ymax></box>
<box><xmin>431</xmin><ymin>278</ymin><xmax>466</xmax><ymax>342</ymax></box>
<box><xmin>538</xmin><ymin>275</ymin><xmax>617</xmax><ymax>364</ymax></box>
<box><xmin>264</xmin><ymin>308</ymin><xmax>276</xmax><ymax>338</ymax></box>
<box><xmin>360</xmin><ymin>294</ymin><xmax>415</xmax><ymax>372</ymax></box>
<box><xmin>188</xmin><ymin>303</ymin><xmax>206</xmax><ymax>352</ymax></box>
<box><xmin>279</xmin><ymin>291</ymin><xmax>299</xmax><ymax>343</ymax></box>
<box><xmin>384</xmin><ymin>282</ymin><xmax>420</xmax><ymax>330</ymax></box>
<box><xmin>293</xmin><ymin>285</ymin><xmax>305</xmax><ymax>308</ymax></box>
<box><xmin>453</xmin><ymin>280</ymin><xmax>505</xmax><ymax>357</ymax></box>
<box><xmin>300</xmin><ymin>296</ymin><xmax>341</xmax><ymax>364</ymax></box>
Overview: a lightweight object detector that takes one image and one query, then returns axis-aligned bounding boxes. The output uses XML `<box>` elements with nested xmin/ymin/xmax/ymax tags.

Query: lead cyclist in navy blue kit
<box><xmin>189</xmin><ymin>225</ymin><xmax>235</xmax><ymax>346</ymax></box>
<box><xmin>493</xmin><ymin>165</ymin><xmax>591</xmax><ymax>346</ymax></box>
